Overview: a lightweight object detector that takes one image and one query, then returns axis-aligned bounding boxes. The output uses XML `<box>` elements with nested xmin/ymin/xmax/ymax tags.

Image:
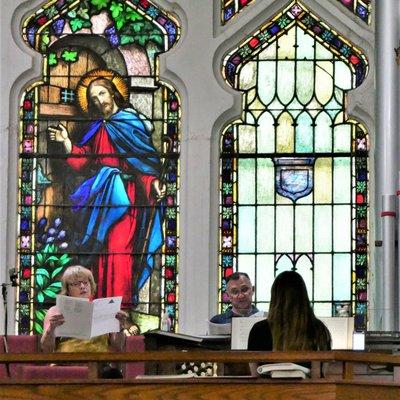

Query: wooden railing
<box><xmin>1</xmin><ymin>350</ymin><xmax>400</xmax><ymax>400</ymax></box>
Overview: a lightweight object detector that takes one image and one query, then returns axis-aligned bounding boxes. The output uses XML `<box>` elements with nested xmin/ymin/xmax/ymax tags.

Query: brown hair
<box><xmin>60</xmin><ymin>265</ymin><xmax>96</xmax><ymax>296</ymax></box>
<box><xmin>268</xmin><ymin>271</ymin><xmax>331</xmax><ymax>351</ymax></box>
<box><xmin>87</xmin><ymin>77</ymin><xmax>131</xmax><ymax>117</ymax></box>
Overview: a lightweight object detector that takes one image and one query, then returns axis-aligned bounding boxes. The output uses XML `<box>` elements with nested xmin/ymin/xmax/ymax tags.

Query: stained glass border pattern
<box><xmin>221</xmin><ymin>0</ymin><xmax>255</xmax><ymax>25</ymax></box>
<box><xmin>222</xmin><ymin>2</ymin><xmax>368</xmax><ymax>89</ymax></box>
<box><xmin>336</xmin><ymin>0</ymin><xmax>371</xmax><ymax>24</ymax></box>
<box><xmin>221</xmin><ymin>1</ymin><xmax>371</xmax><ymax>25</ymax></box>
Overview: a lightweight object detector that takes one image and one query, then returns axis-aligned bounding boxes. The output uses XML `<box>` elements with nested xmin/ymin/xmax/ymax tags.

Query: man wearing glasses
<box><xmin>210</xmin><ymin>272</ymin><xmax>264</xmax><ymax>325</ymax></box>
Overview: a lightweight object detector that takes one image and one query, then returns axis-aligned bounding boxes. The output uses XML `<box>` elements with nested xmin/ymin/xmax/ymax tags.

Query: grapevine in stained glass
<box><xmin>221</xmin><ymin>0</ymin><xmax>255</xmax><ymax>25</ymax></box>
<box><xmin>18</xmin><ymin>0</ymin><xmax>181</xmax><ymax>335</ymax></box>
<box><xmin>220</xmin><ymin>1</ymin><xmax>369</xmax><ymax>329</ymax></box>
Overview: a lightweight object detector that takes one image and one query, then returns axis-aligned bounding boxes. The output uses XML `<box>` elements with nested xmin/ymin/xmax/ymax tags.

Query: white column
<box><xmin>376</xmin><ymin>0</ymin><xmax>399</xmax><ymax>331</ymax></box>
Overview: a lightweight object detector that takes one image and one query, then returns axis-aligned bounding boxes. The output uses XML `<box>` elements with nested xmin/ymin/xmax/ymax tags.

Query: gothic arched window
<box><xmin>17</xmin><ymin>0</ymin><xmax>181</xmax><ymax>334</ymax></box>
<box><xmin>219</xmin><ymin>1</ymin><xmax>369</xmax><ymax>329</ymax></box>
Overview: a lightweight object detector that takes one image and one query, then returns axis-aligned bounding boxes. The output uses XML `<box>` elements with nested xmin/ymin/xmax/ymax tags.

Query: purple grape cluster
<box><xmin>36</xmin><ymin>216</ymin><xmax>68</xmax><ymax>250</ymax></box>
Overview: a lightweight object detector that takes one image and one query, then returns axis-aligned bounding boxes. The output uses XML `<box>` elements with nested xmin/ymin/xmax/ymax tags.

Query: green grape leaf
<box><xmin>69</xmin><ymin>18</ymin><xmax>84</xmax><ymax>32</ymax></box>
<box><xmin>61</xmin><ymin>50</ymin><xmax>78</xmax><ymax>62</ymax></box>
<box><xmin>126</xmin><ymin>7</ymin><xmax>143</xmax><ymax>22</ymax></box>
<box><xmin>91</xmin><ymin>0</ymin><xmax>110</xmax><ymax>10</ymax></box>
<box><xmin>149</xmin><ymin>33</ymin><xmax>163</xmax><ymax>45</ymax></box>
<box><xmin>120</xmin><ymin>35</ymin><xmax>134</xmax><ymax>45</ymax></box>
<box><xmin>132</xmin><ymin>22</ymin><xmax>144</xmax><ymax>33</ymax></box>
<box><xmin>134</xmin><ymin>35</ymin><xmax>147</xmax><ymax>47</ymax></box>
<box><xmin>48</xmin><ymin>53</ymin><xmax>58</xmax><ymax>66</ymax></box>
<box><xmin>42</xmin><ymin>32</ymin><xmax>50</xmax><ymax>45</ymax></box>
<box><xmin>110</xmin><ymin>1</ymin><xmax>123</xmax><ymax>18</ymax></box>
<box><xmin>77</xmin><ymin>7</ymin><xmax>90</xmax><ymax>20</ymax></box>
<box><xmin>116</xmin><ymin>16</ymin><xmax>126</xmax><ymax>31</ymax></box>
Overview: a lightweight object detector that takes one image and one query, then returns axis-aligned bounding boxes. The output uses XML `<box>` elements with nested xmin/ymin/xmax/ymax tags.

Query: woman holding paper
<box><xmin>41</xmin><ymin>265</ymin><xmax>129</xmax><ymax>376</ymax></box>
<box><xmin>247</xmin><ymin>271</ymin><xmax>331</xmax><ymax>375</ymax></box>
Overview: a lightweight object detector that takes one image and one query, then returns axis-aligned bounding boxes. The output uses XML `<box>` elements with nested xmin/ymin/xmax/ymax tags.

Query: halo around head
<box><xmin>76</xmin><ymin>69</ymin><xmax>129</xmax><ymax>113</ymax></box>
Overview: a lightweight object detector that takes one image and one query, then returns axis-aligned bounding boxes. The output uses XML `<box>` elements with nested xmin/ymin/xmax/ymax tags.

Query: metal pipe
<box><xmin>381</xmin><ymin>194</ymin><xmax>396</xmax><ymax>330</ymax></box>
<box><xmin>376</xmin><ymin>0</ymin><xmax>399</xmax><ymax>332</ymax></box>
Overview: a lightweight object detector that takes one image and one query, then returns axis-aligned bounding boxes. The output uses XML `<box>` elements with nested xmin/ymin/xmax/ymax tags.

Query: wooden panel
<box><xmin>1</xmin><ymin>351</ymin><xmax>400</xmax><ymax>400</ymax></box>
<box><xmin>336</xmin><ymin>383</ymin><xmax>400</xmax><ymax>400</ymax></box>
<box><xmin>0</xmin><ymin>381</ymin><xmax>337</xmax><ymax>400</ymax></box>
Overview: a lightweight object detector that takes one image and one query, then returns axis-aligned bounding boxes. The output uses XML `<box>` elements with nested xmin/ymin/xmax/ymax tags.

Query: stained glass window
<box><xmin>221</xmin><ymin>1</ymin><xmax>371</xmax><ymax>25</ymax></box>
<box><xmin>336</xmin><ymin>0</ymin><xmax>371</xmax><ymax>24</ymax></box>
<box><xmin>220</xmin><ymin>1</ymin><xmax>369</xmax><ymax>329</ymax></box>
<box><xmin>221</xmin><ymin>0</ymin><xmax>255</xmax><ymax>25</ymax></box>
<box><xmin>17</xmin><ymin>0</ymin><xmax>181</xmax><ymax>334</ymax></box>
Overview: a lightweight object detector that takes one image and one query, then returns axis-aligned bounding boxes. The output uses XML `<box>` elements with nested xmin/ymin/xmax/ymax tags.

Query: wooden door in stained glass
<box><xmin>220</xmin><ymin>1</ymin><xmax>369</xmax><ymax>329</ymax></box>
<box><xmin>18</xmin><ymin>0</ymin><xmax>181</xmax><ymax>334</ymax></box>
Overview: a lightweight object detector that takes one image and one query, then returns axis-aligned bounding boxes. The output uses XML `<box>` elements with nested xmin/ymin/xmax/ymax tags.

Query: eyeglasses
<box><xmin>68</xmin><ymin>280</ymin><xmax>90</xmax><ymax>287</ymax></box>
<box><xmin>228</xmin><ymin>286</ymin><xmax>251</xmax><ymax>297</ymax></box>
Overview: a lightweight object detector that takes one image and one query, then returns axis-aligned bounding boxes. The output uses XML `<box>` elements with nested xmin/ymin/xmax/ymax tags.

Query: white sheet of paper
<box><xmin>231</xmin><ymin>316</ymin><xmax>266</xmax><ymax>350</ymax></box>
<box><xmin>319</xmin><ymin>317</ymin><xmax>354</xmax><ymax>349</ymax></box>
<box><xmin>91</xmin><ymin>296</ymin><xmax>121</xmax><ymax>338</ymax></box>
<box><xmin>55</xmin><ymin>295</ymin><xmax>122</xmax><ymax>340</ymax></box>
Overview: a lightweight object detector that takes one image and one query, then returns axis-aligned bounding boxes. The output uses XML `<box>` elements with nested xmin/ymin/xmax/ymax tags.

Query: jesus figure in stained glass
<box><xmin>48</xmin><ymin>69</ymin><xmax>165</xmax><ymax>307</ymax></box>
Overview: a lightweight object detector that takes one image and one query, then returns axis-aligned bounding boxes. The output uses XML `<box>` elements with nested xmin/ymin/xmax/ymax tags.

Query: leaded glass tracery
<box><xmin>219</xmin><ymin>1</ymin><xmax>369</xmax><ymax>329</ymax></box>
<box><xmin>221</xmin><ymin>0</ymin><xmax>255</xmax><ymax>25</ymax></box>
<box><xmin>336</xmin><ymin>0</ymin><xmax>371</xmax><ymax>24</ymax></box>
<box><xmin>17</xmin><ymin>0</ymin><xmax>181</xmax><ymax>334</ymax></box>
<box><xmin>221</xmin><ymin>0</ymin><xmax>371</xmax><ymax>25</ymax></box>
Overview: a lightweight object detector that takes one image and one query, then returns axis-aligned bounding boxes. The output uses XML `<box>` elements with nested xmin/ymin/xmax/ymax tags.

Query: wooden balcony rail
<box><xmin>1</xmin><ymin>350</ymin><xmax>400</xmax><ymax>400</ymax></box>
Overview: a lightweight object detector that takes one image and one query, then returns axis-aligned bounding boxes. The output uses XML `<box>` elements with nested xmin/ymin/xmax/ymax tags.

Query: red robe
<box><xmin>67</xmin><ymin>126</ymin><xmax>156</xmax><ymax>306</ymax></box>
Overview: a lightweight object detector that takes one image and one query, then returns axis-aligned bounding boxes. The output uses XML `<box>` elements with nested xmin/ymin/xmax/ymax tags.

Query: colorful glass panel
<box><xmin>18</xmin><ymin>0</ymin><xmax>181</xmax><ymax>335</ymax></box>
<box><xmin>221</xmin><ymin>0</ymin><xmax>371</xmax><ymax>25</ymax></box>
<box><xmin>221</xmin><ymin>0</ymin><xmax>255</xmax><ymax>25</ymax></box>
<box><xmin>220</xmin><ymin>1</ymin><xmax>369</xmax><ymax>329</ymax></box>
<box><xmin>336</xmin><ymin>0</ymin><xmax>371</xmax><ymax>24</ymax></box>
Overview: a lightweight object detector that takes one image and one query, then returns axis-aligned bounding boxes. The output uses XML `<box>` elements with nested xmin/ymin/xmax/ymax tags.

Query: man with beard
<box><xmin>48</xmin><ymin>69</ymin><xmax>165</xmax><ymax>307</ymax></box>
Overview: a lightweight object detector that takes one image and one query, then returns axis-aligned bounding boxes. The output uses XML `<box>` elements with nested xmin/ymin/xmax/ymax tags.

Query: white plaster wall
<box><xmin>0</xmin><ymin>0</ymin><xmax>376</xmax><ymax>335</ymax></box>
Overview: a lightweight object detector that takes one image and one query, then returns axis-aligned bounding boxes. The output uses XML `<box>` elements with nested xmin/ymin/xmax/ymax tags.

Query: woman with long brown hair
<box><xmin>248</xmin><ymin>270</ymin><xmax>331</xmax><ymax>353</ymax></box>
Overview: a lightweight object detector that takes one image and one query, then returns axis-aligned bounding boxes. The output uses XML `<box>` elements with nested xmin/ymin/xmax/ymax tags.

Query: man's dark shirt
<box><xmin>210</xmin><ymin>305</ymin><xmax>260</xmax><ymax>324</ymax></box>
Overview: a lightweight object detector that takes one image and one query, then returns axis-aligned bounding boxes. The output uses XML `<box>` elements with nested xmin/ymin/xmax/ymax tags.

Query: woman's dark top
<box><xmin>247</xmin><ymin>318</ymin><xmax>331</xmax><ymax>351</ymax></box>
<box><xmin>247</xmin><ymin>319</ymin><xmax>273</xmax><ymax>351</ymax></box>
<box><xmin>247</xmin><ymin>318</ymin><xmax>331</xmax><ymax>374</ymax></box>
